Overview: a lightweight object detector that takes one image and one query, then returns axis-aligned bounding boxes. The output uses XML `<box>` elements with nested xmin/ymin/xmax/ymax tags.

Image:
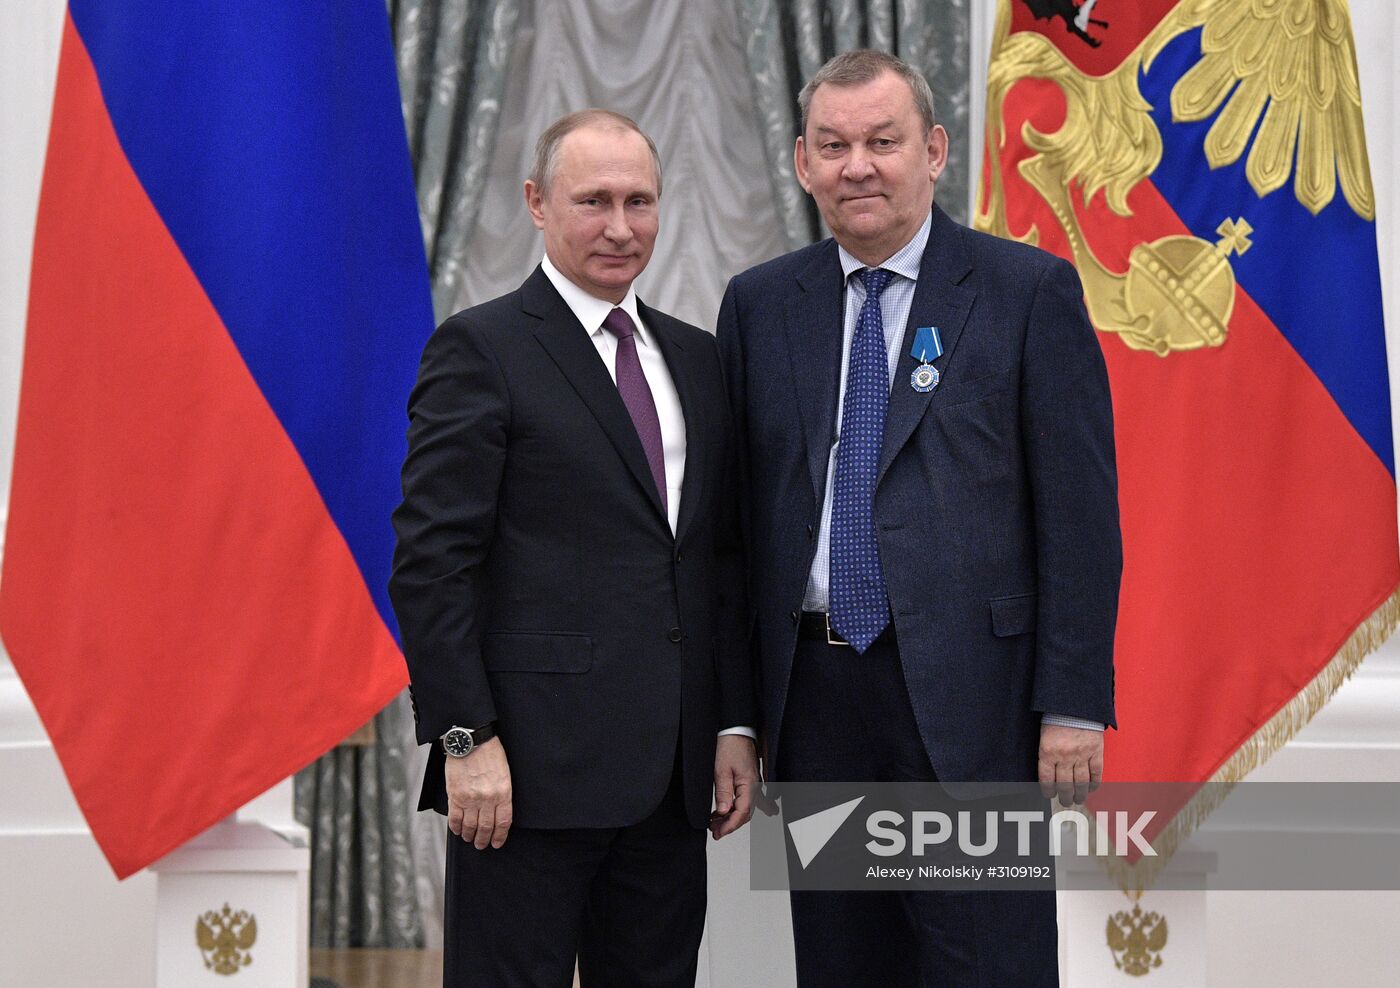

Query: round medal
<box><xmin>911</xmin><ymin>363</ymin><xmax>940</xmax><ymax>393</ymax></box>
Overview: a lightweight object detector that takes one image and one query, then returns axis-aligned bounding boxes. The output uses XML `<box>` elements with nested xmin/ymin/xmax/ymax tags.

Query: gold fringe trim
<box><xmin>1098</xmin><ymin>584</ymin><xmax>1400</xmax><ymax>895</ymax></box>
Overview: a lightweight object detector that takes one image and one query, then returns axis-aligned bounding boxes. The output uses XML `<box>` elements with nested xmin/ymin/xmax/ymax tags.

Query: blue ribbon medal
<box><xmin>910</xmin><ymin>326</ymin><xmax>943</xmax><ymax>393</ymax></box>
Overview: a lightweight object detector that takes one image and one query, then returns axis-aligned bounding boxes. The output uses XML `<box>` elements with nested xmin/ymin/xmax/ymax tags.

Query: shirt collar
<box><xmin>837</xmin><ymin>210</ymin><xmax>933</xmax><ymax>286</ymax></box>
<box><xmin>541</xmin><ymin>254</ymin><xmax>650</xmax><ymax>348</ymax></box>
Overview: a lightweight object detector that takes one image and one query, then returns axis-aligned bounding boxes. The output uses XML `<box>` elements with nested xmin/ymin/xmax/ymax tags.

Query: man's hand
<box><xmin>1038</xmin><ymin>724</ymin><xmax>1104</xmax><ymax>806</ymax></box>
<box><xmin>753</xmin><ymin>733</ymin><xmax>779</xmax><ymax>818</ymax></box>
<box><xmin>445</xmin><ymin>736</ymin><xmax>513</xmax><ymax>849</ymax></box>
<box><xmin>710</xmin><ymin>734</ymin><xmax>759</xmax><ymax>839</ymax></box>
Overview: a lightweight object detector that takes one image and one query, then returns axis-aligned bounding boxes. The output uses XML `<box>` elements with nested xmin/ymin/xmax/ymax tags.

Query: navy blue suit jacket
<box><xmin>716</xmin><ymin>205</ymin><xmax>1120</xmax><ymax>783</ymax></box>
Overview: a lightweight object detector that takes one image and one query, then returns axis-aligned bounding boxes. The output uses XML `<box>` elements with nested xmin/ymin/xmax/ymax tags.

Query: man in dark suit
<box><xmin>716</xmin><ymin>51</ymin><xmax>1121</xmax><ymax>985</ymax></box>
<box><xmin>390</xmin><ymin>109</ymin><xmax>759</xmax><ymax>987</ymax></box>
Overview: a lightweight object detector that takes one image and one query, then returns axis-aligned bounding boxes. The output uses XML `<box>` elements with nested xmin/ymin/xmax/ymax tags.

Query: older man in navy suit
<box><xmin>717</xmin><ymin>51</ymin><xmax>1121</xmax><ymax>986</ymax></box>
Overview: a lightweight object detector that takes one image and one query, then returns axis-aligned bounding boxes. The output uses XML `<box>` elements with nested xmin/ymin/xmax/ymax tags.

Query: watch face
<box><xmin>443</xmin><ymin>728</ymin><xmax>474</xmax><ymax>757</ymax></box>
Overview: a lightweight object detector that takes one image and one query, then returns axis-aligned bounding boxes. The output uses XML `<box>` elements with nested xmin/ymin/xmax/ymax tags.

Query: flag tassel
<box><xmin>1102</xmin><ymin>584</ymin><xmax>1400</xmax><ymax>895</ymax></box>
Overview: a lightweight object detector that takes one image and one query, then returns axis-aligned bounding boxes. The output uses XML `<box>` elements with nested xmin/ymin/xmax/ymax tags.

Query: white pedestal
<box><xmin>1</xmin><ymin>658</ymin><xmax>159</xmax><ymax>987</ymax></box>
<box><xmin>150</xmin><ymin>819</ymin><xmax>309</xmax><ymax>988</ymax></box>
<box><xmin>2</xmin><ymin>650</ymin><xmax>309</xmax><ymax>988</ymax></box>
<box><xmin>0</xmin><ymin>825</ymin><xmax>157</xmax><ymax>988</ymax></box>
<box><xmin>1058</xmin><ymin>849</ymin><xmax>1217</xmax><ymax>987</ymax></box>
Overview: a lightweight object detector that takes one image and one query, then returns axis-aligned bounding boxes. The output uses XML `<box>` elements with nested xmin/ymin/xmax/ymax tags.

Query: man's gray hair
<box><xmin>798</xmin><ymin>50</ymin><xmax>937</xmax><ymax>138</ymax></box>
<box><xmin>529</xmin><ymin>109</ymin><xmax>664</xmax><ymax>198</ymax></box>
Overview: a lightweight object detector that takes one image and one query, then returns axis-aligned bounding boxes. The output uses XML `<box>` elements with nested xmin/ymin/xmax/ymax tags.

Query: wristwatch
<box><xmin>441</xmin><ymin>722</ymin><xmax>496</xmax><ymax>758</ymax></box>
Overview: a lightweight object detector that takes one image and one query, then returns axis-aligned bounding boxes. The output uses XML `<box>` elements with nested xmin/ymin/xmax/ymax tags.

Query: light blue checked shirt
<box><xmin>801</xmin><ymin>212</ymin><xmax>1102</xmax><ymax>733</ymax></box>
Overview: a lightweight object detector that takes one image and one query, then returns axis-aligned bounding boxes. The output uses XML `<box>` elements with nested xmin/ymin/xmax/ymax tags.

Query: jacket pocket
<box><xmin>989</xmin><ymin>593</ymin><xmax>1037</xmax><ymax>638</ymax></box>
<box><xmin>482</xmin><ymin>632</ymin><xmax>593</xmax><ymax>673</ymax></box>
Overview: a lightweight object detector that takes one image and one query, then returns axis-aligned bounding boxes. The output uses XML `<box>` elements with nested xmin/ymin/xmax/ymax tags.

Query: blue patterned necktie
<box><xmin>829</xmin><ymin>267</ymin><xmax>894</xmax><ymax>652</ymax></box>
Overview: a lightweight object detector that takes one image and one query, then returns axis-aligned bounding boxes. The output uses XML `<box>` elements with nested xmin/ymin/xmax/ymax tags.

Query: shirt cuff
<box><xmin>718</xmin><ymin>726</ymin><xmax>757</xmax><ymax>739</ymax></box>
<box><xmin>1041</xmin><ymin>713</ymin><xmax>1105</xmax><ymax>732</ymax></box>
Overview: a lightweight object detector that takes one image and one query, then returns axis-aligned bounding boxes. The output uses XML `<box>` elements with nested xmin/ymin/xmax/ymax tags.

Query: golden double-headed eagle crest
<box><xmin>976</xmin><ymin>0</ymin><xmax>1375</xmax><ymax>356</ymax></box>
<box><xmin>1106</xmin><ymin>902</ymin><xmax>1169</xmax><ymax>975</ymax></box>
<box><xmin>195</xmin><ymin>902</ymin><xmax>258</xmax><ymax>975</ymax></box>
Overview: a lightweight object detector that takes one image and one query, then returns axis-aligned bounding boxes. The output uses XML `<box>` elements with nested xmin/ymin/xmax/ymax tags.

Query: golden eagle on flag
<box><xmin>978</xmin><ymin>0</ymin><xmax>1397</xmax><ymax>883</ymax></box>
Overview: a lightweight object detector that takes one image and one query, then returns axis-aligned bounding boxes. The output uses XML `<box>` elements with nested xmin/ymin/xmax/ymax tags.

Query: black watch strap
<box><xmin>441</xmin><ymin>721</ymin><xmax>496</xmax><ymax>758</ymax></box>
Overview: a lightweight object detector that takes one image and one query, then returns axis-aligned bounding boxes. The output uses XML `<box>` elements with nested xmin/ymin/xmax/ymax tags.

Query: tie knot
<box><xmin>602</xmin><ymin>307</ymin><xmax>636</xmax><ymax>340</ymax></box>
<box><xmin>859</xmin><ymin>267</ymin><xmax>894</xmax><ymax>298</ymax></box>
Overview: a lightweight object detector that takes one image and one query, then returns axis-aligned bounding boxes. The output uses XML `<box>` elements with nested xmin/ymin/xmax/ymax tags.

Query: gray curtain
<box><xmin>394</xmin><ymin>0</ymin><xmax>523</xmax><ymax>321</ymax></box>
<box><xmin>736</xmin><ymin>0</ymin><xmax>971</xmax><ymax>249</ymax></box>
<box><xmin>436</xmin><ymin>0</ymin><xmax>791</xmax><ymax>328</ymax></box>
<box><xmin>293</xmin><ymin>0</ymin><xmax>521</xmax><ymax>950</ymax></box>
<box><xmin>294</xmin><ymin>697</ymin><xmax>425</xmax><ymax>948</ymax></box>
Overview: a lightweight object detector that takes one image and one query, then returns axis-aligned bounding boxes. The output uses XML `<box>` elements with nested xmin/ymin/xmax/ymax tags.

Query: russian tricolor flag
<box><xmin>0</xmin><ymin>2</ymin><xmax>432</xmax><ymax>878</ymax></box>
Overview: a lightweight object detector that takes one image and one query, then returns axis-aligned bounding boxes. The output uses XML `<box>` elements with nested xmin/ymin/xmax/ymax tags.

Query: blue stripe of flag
<box><xmin>68</xmin><ymin>0</ymin><xmax>434</xmax><ymax>637</ymax></box>
<box><xmin>1141</xmin><ymin>28</ymin><xmax>1393</xmax><ymax>475</ymax></box>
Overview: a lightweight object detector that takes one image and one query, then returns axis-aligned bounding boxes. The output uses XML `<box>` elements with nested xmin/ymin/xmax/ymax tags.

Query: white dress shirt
<box><xmin>804</xmin><ymin>214</ymin><xmax>932</xmax><ymax>611</ymax></box>
<box><xmin>796</xmin><ymin>219</ymin><xmax>1101</xmax><ymax>734</ymax></box>
<box><xmin>541</xmin><ymin>256</ymin><xmax>755</xmax><ymax>741</ymax></box>
<box><xmin>542</xmin><ymin>255</ymin><xmax>685</xmax><ymax>535</ymax></box>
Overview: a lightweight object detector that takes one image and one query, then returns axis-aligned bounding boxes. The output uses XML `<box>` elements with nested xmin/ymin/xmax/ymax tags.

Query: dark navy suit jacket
<box><xmin>716</xmin><ymin>205</ymin><xmax>1120</xmax><ymax>783</ymax></box>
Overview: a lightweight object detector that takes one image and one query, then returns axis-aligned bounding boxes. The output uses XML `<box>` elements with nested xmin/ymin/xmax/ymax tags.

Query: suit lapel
<box><xmin>877</xmin><ymin>207</ymin><xmax>976</xmax><ymax>486</ymax></box>
<box><xmin>642</xmin><ymin>300</ymin><xmax>702</xmax><ymax>545</ymax></box>
<box><xmin>783</xmin><ymin>241</ymin><xmax>846</xmax><ymax>501</ymax></box>
<box><xmin>523</xmin><ymin>267</ymin><xmax>669</xmax><ymax>528</ymax></box>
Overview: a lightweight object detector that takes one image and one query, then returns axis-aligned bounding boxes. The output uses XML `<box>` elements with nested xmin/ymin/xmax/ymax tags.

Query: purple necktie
<box><xmin>602</xmin><ymin>308</ymin><xmax>667</xmax><ymax>510</ymax></box>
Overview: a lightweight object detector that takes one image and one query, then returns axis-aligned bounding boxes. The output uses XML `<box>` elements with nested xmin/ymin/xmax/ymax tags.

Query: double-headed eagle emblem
<box><xmin>1106</xmin><ymin>902</ymin><xmax>1169</xmax><ymax>975</ymax></box>
<box><xmin>977</xmin><ymin>0</ymin><xmax>1375</xmax><ymax>355</ymax></box>
<box><xmin>195</xmin><ymin>902</ymin><xmax>258</xmax><ymax>975</ymax></box>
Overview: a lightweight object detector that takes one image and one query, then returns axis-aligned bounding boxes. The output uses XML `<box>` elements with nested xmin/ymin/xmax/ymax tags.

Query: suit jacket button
<box><xmin>790</xmin><ymin>610</ymin><xmax>799</xmax><ymax>625</ymax></box>
<box><xmin>669</xmin><ymin>627</ymin><xmax>683</xmax><ymax>642</ymax></box>
<box><xmin>806</xmin><ymin>524</ymin><xmax>814</xmax><ymax>539</ymax></box>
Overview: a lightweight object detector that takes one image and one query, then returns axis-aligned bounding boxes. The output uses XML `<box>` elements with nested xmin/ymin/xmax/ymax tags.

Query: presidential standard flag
<box><xmin>0</xmin><ymin>2</ymin><xmax>433</xmax><ymax>878</ymax></box>
<box><xmin>978</xmin><ymin>0</ymin><xmax>1398</xmax><ymax>871</ymax></box>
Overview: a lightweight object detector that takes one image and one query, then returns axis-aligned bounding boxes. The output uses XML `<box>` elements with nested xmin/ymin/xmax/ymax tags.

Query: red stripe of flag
<box><xmin>0</xmin><ymin>14</ymin><xmax>405</xmax><ymax>878</ymax></box>
<box><xmin>989</xmin><ymin>72</ymin><xmax>1397</xmax><ymax>850</ymax></box>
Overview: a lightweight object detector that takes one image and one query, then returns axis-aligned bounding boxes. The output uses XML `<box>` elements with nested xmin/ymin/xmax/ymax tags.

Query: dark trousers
<box><xmin>442</xmin><ymin>745</ymin><xmax>706</xmax><ymax>987</ymax></box>
<box><xmin>778</xmin><ymin>635</ymin><xmax>1059</xmax><ymax>988</ymax></box>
